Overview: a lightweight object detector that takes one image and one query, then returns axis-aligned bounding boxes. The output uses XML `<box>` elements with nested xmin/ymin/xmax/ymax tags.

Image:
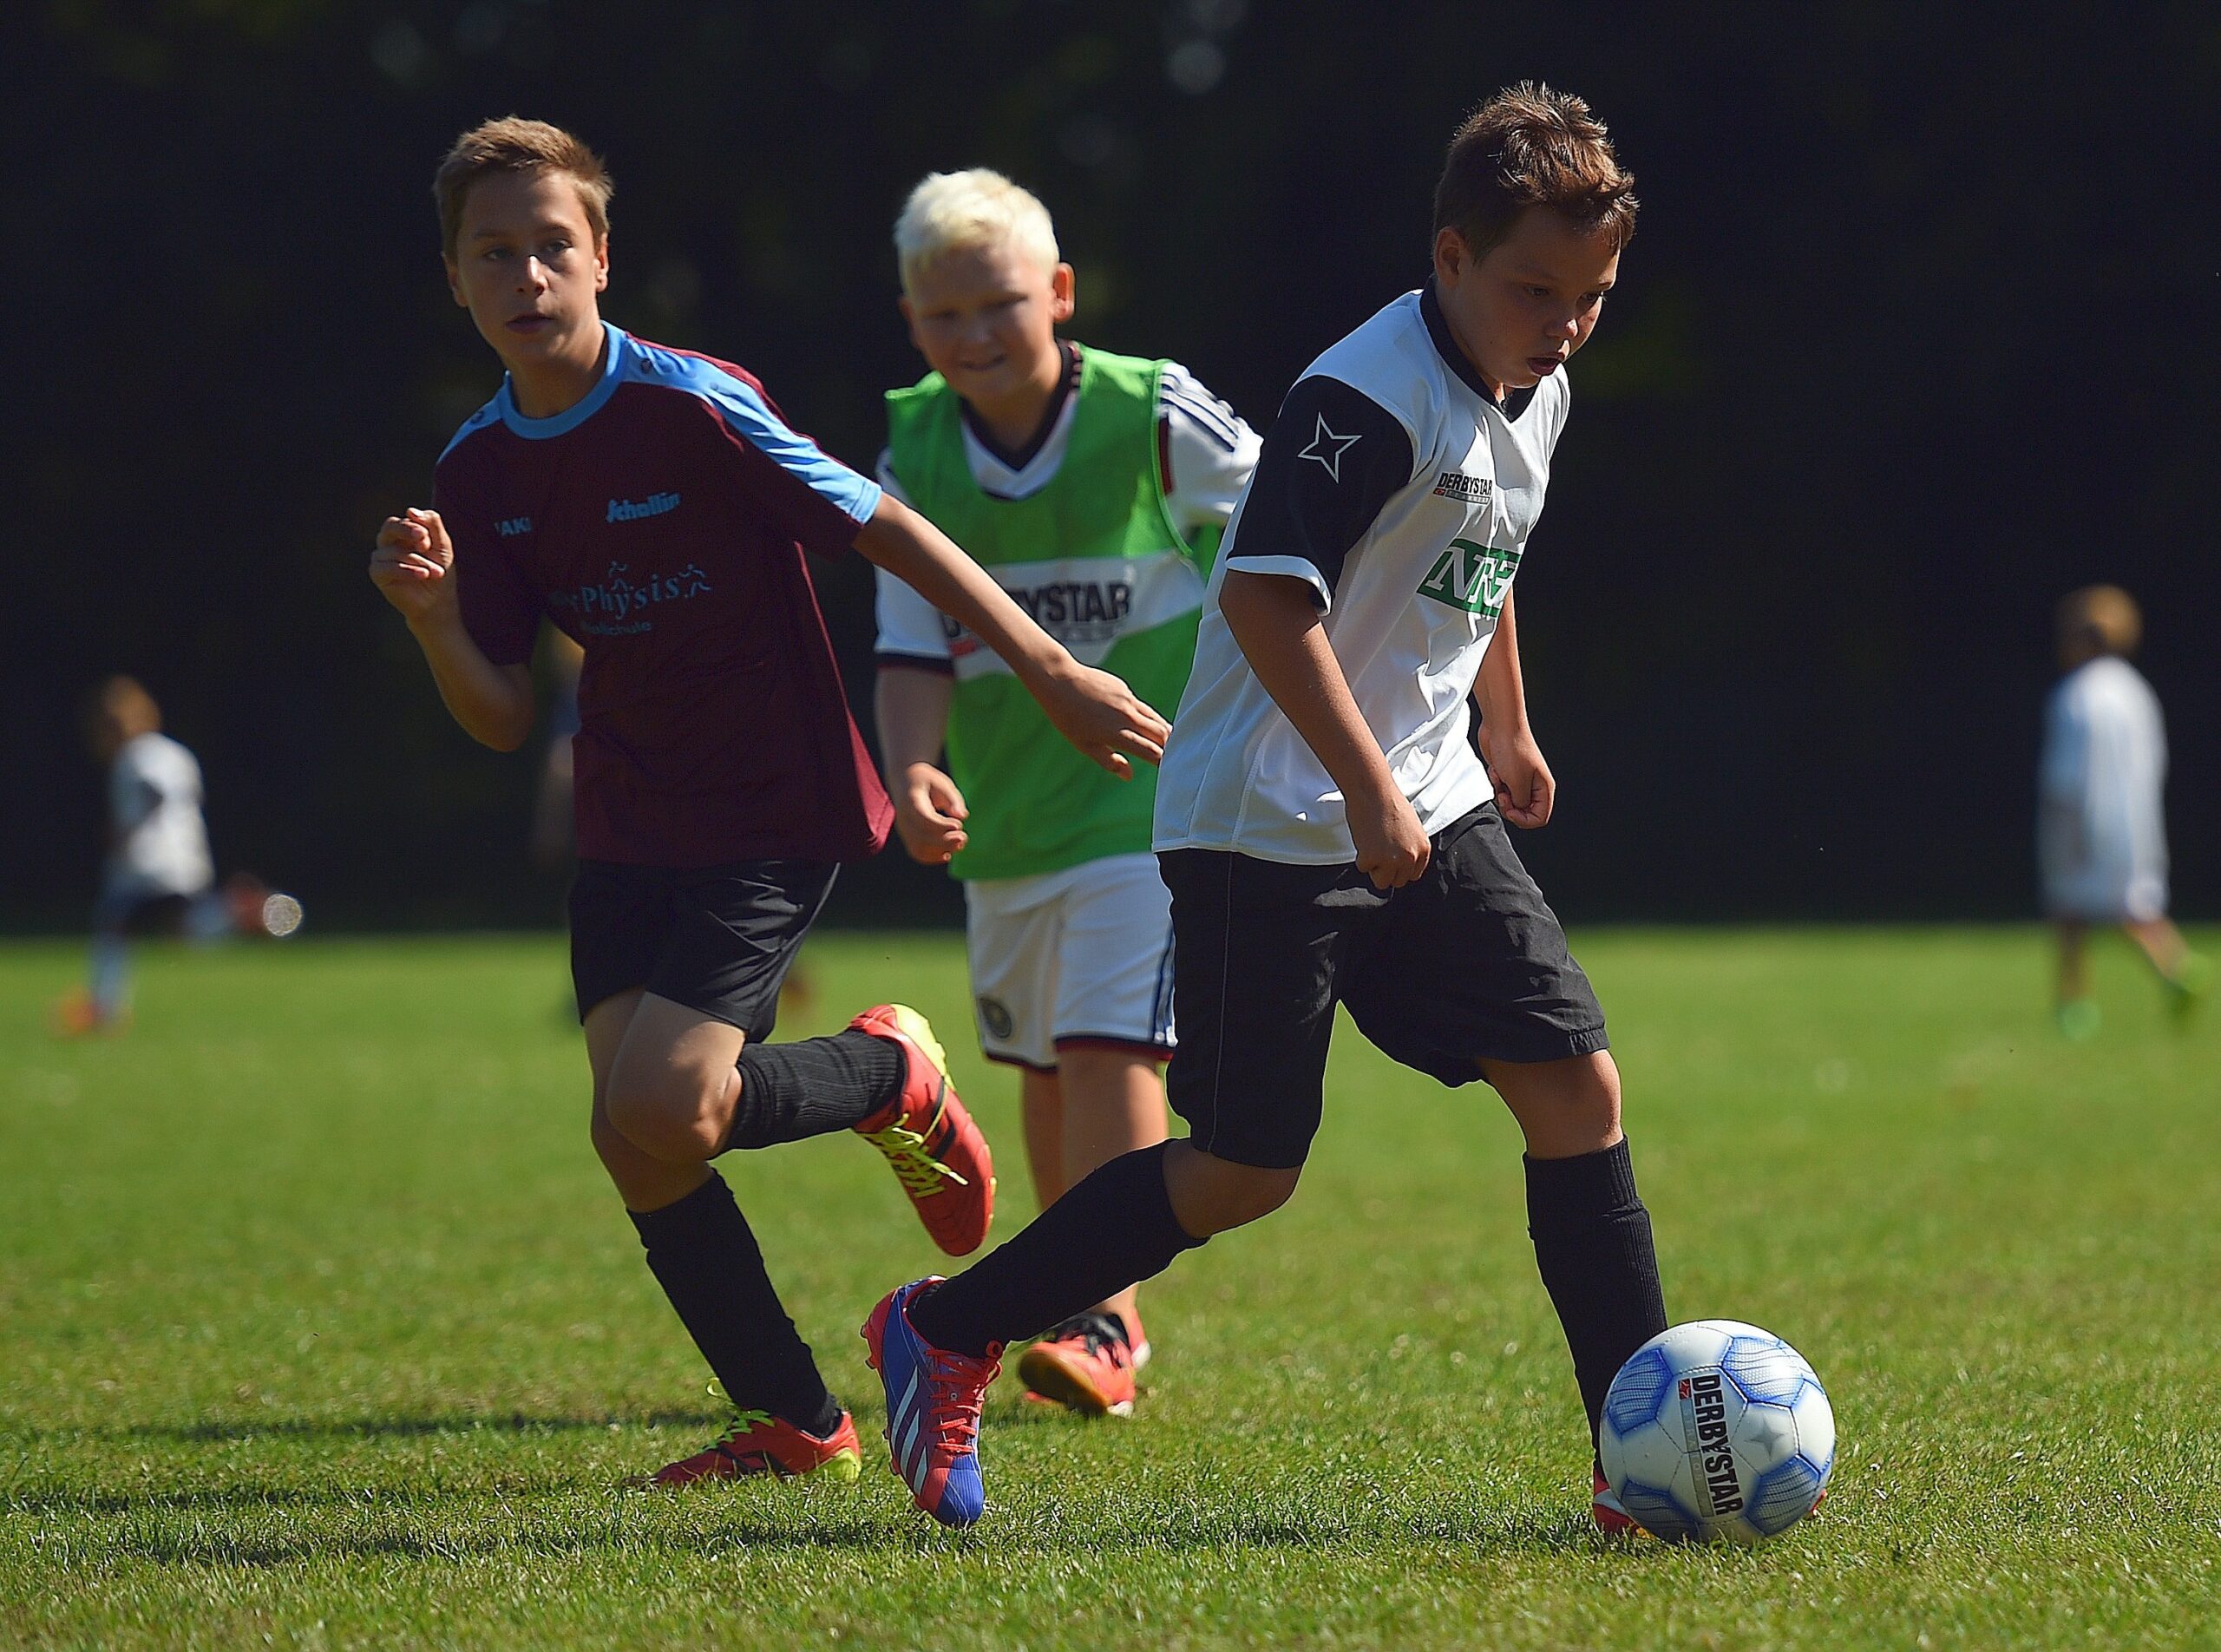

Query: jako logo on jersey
<box><xmin>1416</xmin><ymin>538</ymin><xmax>1520</xmax><ymax>619</ymax></box>
<box><xmin>496</xmin><ymin>516</ymin><xmax>533</xmax><ymax>537</ymax></box>
<box><xmin>1682</xmin><ymin>1372</ymin><xmax>1746</xmax><ymax>1516</ymax></box>
<box><xmin>606</xmin><ymin>492</ymin><xmax>682</xmax><ymax>523</ymax></box>
<box><xmin>1431</xmin><ymin>470</ymin><xmax>1493</xmax><ymax>506</ymax></box>
<box><xmin>550</xmin><ymin>559</ymin><xmax>715</xmax><ymax>632</ymax></box>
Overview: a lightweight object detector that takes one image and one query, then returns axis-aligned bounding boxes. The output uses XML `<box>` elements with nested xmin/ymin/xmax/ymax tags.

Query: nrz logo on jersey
<box><xmin>606</xmin><ymin>491</ymin><xmax>681</xmax><ymax>523</ymax></box>
<box><xmin>1431</xmin><ymin>470</ymin><xmax>1493</xmax><ymax>506</ymax></box>
<box><xmin>1682</xmin><ymin>1372</ymin><xmax>1746</xmax><ymax>1516</ymax></box>
<box><xmin>496</xmin><ymin>516</ymin><xmax>533</xmax><ymax>537</ymax></box>
<box><xmin>550</xmin><ymin>560</ymin><xmax>714</xmax><ymax>634</ymax></box>
<box><xmin>1416</xmin><ymin>538</ymin><xmax>1520</xmax><ymax>619</ymax></box>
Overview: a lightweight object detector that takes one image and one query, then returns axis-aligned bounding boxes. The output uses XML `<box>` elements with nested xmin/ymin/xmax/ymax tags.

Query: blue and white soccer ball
<box><xmin>1599</xmin><ymin>1320</ymin><xmax>1835</xmax><ymax>1544</ymax></box>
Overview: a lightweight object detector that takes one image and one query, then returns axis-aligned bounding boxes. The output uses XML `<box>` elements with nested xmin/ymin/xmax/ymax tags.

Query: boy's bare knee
<box><xmin>1485</xmin><ymin>1050</ymin><xmax>1624</xmax><ymax>1159</ymax></box>
<box><xmin>604</xmin><ymin>1075</ymin><xmax>727</xmax><ymax>1164</ymax></box>
<box><xmin>1165</xmin><ymin>1141</ymin><xmax>1301</xmax><ymax>1236</ymax></box>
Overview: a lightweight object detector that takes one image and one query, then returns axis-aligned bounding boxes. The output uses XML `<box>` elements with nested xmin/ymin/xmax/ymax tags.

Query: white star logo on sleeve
<box><xmin>1296</xmin><ymin>414</ymin><xmax>1361</xmax><ymax>482</ymax></box>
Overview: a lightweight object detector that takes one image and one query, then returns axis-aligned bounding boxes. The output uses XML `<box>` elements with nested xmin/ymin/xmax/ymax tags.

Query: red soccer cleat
<box><xmin>1017</xmin><ymin>1310</ymin><xmax>1144</xmax><ymax>1418</ymax></box>
<box><xmin>641</xmin><ymin>1407</ymin><xmax>862</xmax><ymax>1488</ymax></box>
<box><xmin>1593</xmin><ymin>1463</ymin><xmax>1647</xmax><ymax>1536</ymax></box>
<box><xmin>850</xmin><ymin>1005</ymin><xmax>994</xmax><ymax>1255</ymax></box>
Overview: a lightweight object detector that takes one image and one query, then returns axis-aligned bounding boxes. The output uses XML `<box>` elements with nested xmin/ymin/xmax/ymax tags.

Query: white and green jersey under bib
<box><xmin>876</xmin><ymin>344</ymin><xmax>1259</xmax><ymax>880</ymax></box>
<box><xmin>1154</xmin><ymin>284</ymin><xmax>1571</xmax><ymax>864</ymax></box>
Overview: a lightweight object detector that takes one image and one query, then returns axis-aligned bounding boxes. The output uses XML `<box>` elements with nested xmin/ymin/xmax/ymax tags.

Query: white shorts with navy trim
<box><xmin>962</xmin><ymin>852</ymin><xmax>1176</xmax><ymax>1072</ymax></box>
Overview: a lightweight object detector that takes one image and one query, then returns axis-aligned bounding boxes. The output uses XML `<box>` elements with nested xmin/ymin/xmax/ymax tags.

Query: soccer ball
<box><xmin>1598</xmin><ymin>1320</ymin><xmax>1835</xmax><ymax>1543</ymax></box>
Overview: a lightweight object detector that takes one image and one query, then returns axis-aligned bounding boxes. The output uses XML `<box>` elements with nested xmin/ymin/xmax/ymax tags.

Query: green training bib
<box><xmin>885</xmin><ymin>346</ymin><xmax>1217</xmax><ymax>881</ymax></box>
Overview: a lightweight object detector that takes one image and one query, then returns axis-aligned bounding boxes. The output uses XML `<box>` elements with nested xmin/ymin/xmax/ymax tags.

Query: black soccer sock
<box><xmin>1525</xmin><ymin>1138</ymin><xmax>1669</xmax><ymax>1446</ymax></box>
<box><xmin>629</xmin><ymin>1170</ymin><xmax>842</xmax><ymax>1435</ymax></box>
<box><xmin>907</xmin><ymin>1143</ymin><xmax>1206</xmax><ymax>1359</ymax></box>
<box><xmin>724</xmin><ymin>1028</ymin><xmax>904</xmax><ymax>1151</ymax></box>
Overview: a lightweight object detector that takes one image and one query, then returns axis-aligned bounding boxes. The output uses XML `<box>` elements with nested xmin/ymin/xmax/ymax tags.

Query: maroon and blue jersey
<box><xmin>435</xmin><ymin>324</ymin><xmax>894</xmax><ymax>867</ymax></box>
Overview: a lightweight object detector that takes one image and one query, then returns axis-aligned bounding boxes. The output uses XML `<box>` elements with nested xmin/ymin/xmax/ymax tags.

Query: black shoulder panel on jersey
<box><xmin>1222</xmin><ymin>374</ymin><xmax>1413</xmax><ymax>607</ymax></box>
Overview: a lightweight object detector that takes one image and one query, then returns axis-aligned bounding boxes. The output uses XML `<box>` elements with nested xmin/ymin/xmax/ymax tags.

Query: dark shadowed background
<box><xmin>8</xmin><ymin>0</ymin><xmax>2214</xmax><ymax>930</ymax></box>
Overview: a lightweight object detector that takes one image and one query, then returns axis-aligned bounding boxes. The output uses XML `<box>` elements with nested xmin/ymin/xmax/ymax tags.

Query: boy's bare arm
<box><xmin>874</xmin><ymin>666</ymin><xmax>968</xmax><ymax>864</ymax></box>
<box><xmin>1471</xmin><ymin>589</ymin><xmax>1554</xmax><ymax>828</ymax></box>
<box><xmin>1217</xmin><ymin>569</ymin><xmax>1430</xmax><ymax>889</ymax></box>
<box><xmin>370</xmin><ymin>508</ymin><xmax>536</xmax><ymax>752</ymax></box>
<box><xmin>855</xmin><ymin>494</ymin><xmax>1169</xmax><ymax>777</ymax></box>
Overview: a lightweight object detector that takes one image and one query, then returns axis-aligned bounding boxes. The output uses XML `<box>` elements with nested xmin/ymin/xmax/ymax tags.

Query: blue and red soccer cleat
<box><xmin>862</xmin><ymin>1278</ymin><xmax>999</xmax><ymax>1527</ymax></box>
<box><xmin>849</xmin><ymin>1006</ymin><xmax>995</xmax><ymax>1256</ymax></box>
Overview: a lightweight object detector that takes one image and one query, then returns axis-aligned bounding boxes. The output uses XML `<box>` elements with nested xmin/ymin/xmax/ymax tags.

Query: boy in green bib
<box><xmin>874</xmin><ymin>169</ymin><xmax>1258</xmax><ymax>1418</ymax></box>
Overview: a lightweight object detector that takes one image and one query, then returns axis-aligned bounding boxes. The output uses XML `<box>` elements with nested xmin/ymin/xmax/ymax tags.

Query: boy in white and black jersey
<box><xmin>865</xmin><ymin>84</ymin><xmax>1667</xmax><ymax>1532</ymax></box>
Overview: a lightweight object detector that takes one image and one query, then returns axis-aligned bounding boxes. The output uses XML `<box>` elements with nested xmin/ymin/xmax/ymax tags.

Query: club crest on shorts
<box><xmin>978</xmin><ymin>995</ymin><xmax>1015</xmax><ymax>1041</ymax></box>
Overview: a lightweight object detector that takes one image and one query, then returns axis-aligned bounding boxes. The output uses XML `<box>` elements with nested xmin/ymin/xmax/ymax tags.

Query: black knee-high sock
<box><xmin>630</xmin><ymin>1170</ymin><xmax>842</xmax><ymax>1435</ymax></box>
<box><xmin>907</xmin><ymin>1143</ymin><xmax>1206</xmax><ymax>1358</ymax></box>
<box><xmin>1525</xmin><ymin>1138</ymin><xmax>1668</xmax><ymax>1446</ymax></box>
<box><xmin>724</xmin><ymin>1028</ymin><xmax>904</xmax><ymax>1150</ymax></box>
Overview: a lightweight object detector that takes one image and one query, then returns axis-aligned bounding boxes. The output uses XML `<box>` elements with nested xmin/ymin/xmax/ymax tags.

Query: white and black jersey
<box><xmin>1154</xmin><ymin>283</ymin><xmax>1571</xmax><ymax>863</ymax></box>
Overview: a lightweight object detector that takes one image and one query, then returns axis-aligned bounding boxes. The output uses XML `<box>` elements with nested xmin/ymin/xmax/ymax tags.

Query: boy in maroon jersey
<box><xmin>370</xmin><ymin>119</ymin><xmax>1168</xmax><ymax>1486</ymax></box>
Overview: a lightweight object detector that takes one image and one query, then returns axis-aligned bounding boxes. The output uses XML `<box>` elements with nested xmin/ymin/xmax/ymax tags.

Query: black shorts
<box><xmin>567</xmin><ymin>858</ymin><xmax>837</xmax><ymax>1036</ymax></box>
<box><xmin>1158</xmin><ymin>803</ymin><xmax>1608</xmax><ymax>1170</ymax></box>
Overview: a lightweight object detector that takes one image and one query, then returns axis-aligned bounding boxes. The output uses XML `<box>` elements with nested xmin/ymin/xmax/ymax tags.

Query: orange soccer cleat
<box><xmin>1018</xmin><ymin>1310</ymin><xmax>1146</xmax><ymax>1418</ymax></box>
<box><xmin>641</xmin><ymin>1407</ymin><xmax>862</xmax><ymax>1488</ymax></box>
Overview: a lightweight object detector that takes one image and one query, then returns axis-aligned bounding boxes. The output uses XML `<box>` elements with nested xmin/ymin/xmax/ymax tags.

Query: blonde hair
<box><xmin>2057</xmin><ymin>585</ymin><xmax>2142</xmax><ymax>659</ymax></box>
<box><xmin>893</xmin><ymin>168</ymin><xmax>1059</xmax><ymax>292</ymax></box>
<box><xmin>434</xmin><ymin>116</ymin><xmax>613</xmax><ymax>259</ymax></box>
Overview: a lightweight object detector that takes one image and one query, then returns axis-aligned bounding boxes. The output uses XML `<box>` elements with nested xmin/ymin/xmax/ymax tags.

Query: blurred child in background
<box><xmin>2039</xmin><ymin>586</ymin><xmax>2208</xmax><ymax>1037</ymax></box>
<box><xmin>54</xmin><ymin>676</ymin><xmax>298</xmax><ymax>1036</ymax></box>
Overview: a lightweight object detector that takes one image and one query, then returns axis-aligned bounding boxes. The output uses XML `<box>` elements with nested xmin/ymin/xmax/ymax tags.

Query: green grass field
<box><xmin>3</xmin><ymin>928</ymin><xmax>2218</xmax><ymax>1649</ymax></box>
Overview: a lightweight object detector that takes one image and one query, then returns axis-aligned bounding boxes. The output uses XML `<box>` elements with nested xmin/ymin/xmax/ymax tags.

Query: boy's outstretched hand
<box><xmin>894</xmin><ymin>763</ymin><xmax>970</xmax><ymax>864</ymax></box>
<box><xmin>1035</xmin><ymin>661</ymin><xmax>1170</xmax><ymax>779</ymax></box>
<box><xmin>370</xmin><ymin>508</ymin><xmax>458</xmax><ymax>626</ymax></box>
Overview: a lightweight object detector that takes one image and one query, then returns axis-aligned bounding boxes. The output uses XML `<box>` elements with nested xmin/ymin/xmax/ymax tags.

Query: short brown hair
<box><xmin>2058</xmin><ymin>585</ymin><xmax>2142</xmax><ymax>659</ymax></box>
<box><xmin>85</xmin><ymin>676</ymin><xmax>160</xmax><ymax>743</ymax></box>
<box><xmin>433</xmin><ymin>117</ymin><xmax>613</xmax><ymax>259</ymax></box>
<box><xmin>1433</xmin><ymin>82</ymin><xmax>1637</xmax><ymax>259</ymax></box>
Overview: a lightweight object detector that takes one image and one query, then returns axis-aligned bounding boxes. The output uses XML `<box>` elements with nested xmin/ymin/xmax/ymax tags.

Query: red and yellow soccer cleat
<box><xmin>850</xmin><ymin>1005</ymin><xmax>995</xmax><ymax>1256</ymax></box>
<box><xmin>1017</xmin><ymin>1310</ymin><xmax>1144</xmax><ymax>1418</ymax></box>
<box><xmin>642</xmin><ymin>1407</ymin><xmax>862</xmax><ymax>1488</ymax></box>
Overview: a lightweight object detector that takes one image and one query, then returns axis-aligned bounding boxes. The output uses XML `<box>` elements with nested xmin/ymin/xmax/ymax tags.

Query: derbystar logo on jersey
<box><xmin>937</xmin><ymin>574</ymin><xmax>1141</xmax><ymax>654</ymax></box>
<box><xmin>1431</xmin><ymin>469</ymin><xmax>1493</xmax><ymax>506</ymax></box>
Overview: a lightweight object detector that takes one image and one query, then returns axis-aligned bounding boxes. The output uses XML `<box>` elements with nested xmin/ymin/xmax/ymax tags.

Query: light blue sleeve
<box><xmin>646</xmin><ymin>348</ymin><xmax>882</xmax><ymax>523</ymax></box>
